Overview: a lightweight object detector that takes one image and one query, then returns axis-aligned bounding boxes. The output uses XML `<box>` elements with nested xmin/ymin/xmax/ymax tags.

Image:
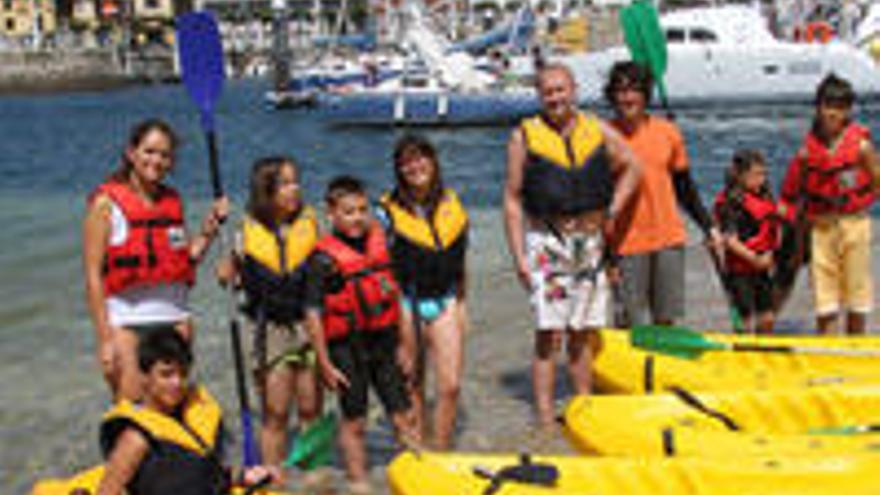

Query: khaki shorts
<box><xmin>526</xmin><ymin>229</ymin><xmax>611</xmax><ymax>330</ymax></box>
<box><xmin>245</xmin><ymin>319</ymin><xmax>316</xmax><ymax>375</ymax></box>
<box><xmin>810</xmin><ymin>213</ymin><xmax>873</xmax><ymax>316</ymax></box>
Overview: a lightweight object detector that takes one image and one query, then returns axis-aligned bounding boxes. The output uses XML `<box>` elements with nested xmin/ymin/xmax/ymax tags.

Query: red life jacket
<box><xmin>714</xmin><ymin>190</ymin><xmax>780</xmax><ymax>274</ymax></box>
<box><xmin>316</xmin><ymin>223</ymin><xmax>400</xmax><ymax>341</ymax></box>
<box><xmin>93</xmin><ymin>181</ymin><xmax>194</xmax><ymax>296</ymax></box>
<box><xmin>800</xmin><ymin>122</ymin><xmax>874</xmax><ymax>217</ymax></box>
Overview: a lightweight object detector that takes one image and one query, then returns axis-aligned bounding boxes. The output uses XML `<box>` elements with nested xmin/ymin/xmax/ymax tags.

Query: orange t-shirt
<box><xmin>613</xmin><ymin>115</ymin><xmax>689</xmax><ymax>255</ymax></box>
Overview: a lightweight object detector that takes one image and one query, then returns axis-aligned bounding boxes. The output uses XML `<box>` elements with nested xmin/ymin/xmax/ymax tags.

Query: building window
<box><xmin>690</xmin><ymin>28</ymin><xmax>718</xmax><ymax>43</ymax></box>
<box><xmin>2</xmin><ymin>0</ymin><xmax>11</xmax><ymax>12</ymax></box>
<box><xmin>665</xmin><ymin>28</ymin><xmax>685</xmax><ymax>43</ymax></box>
<box><xmin>146</xmin><ymin>0</ymin><xmax>159</xmax><ymax>8</ymax></box>
<box><xmin>5</xmin><ymin>18</ymin><xmax>14</xmax><ymax>31</ymax></box>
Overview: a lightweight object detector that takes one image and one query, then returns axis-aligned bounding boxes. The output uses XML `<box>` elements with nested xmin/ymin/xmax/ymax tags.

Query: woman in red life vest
<box><xmin>778</xmin><ymin>75</ymin><xmax>880</xmax><ymax>334</ymax></box>
<box><xmin>83</xmin><ymin>119</ymin><xmax>228</xmax><ymax>402</ymax></box>
<box><xmin>714</xmin><ymin>150</ymin><xmax>780</xmax><ymax>334</ymax></box>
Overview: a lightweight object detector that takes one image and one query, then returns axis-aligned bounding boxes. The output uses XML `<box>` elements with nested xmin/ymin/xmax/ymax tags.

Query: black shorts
<box><xmin>728</xmin><ymin>272</ymin><xmax>774</xmax><ymax>318</ymax></box>
<box><xmin>328</xmin><ymin>330</ymin><xmax>410</xmax><ymax>420</ymax></box>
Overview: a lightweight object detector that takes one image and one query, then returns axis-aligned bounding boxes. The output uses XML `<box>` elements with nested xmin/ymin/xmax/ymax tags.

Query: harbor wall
<box><xmin>0</xmin><ymin>49</ymin><xmax>132</xmax><ymax>94</ymax></box>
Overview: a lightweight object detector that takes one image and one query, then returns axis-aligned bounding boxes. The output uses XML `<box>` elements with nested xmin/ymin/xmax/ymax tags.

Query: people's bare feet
<box><xmin>345</xmin><ymin>480</ymin><xmax>372</xmax><ymax>495</ymax></box>
<box><xmin>301</xmin><ymin>468</ymin><xmax>336</xmax><ymax>495</ymax></box>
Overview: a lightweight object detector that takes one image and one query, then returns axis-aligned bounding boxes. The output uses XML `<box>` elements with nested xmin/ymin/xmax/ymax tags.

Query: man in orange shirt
<box><xmin>605</xmin><ymin>61</ymin><xmax>723</xmax><ymax>327</ymax></box>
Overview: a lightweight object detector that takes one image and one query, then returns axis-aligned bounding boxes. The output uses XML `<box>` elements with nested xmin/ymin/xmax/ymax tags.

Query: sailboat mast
<box><xmin>271</xmin><ymin>0</ymin><xmax>291</xmax><ymax>91</ymax></box>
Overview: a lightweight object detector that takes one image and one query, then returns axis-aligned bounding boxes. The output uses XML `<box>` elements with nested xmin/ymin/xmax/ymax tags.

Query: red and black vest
<box><xmin>794</xmin><ymin>123</ymin><xmax>874</xmax><ymax>218</ymax></box>
<box><xmin>715</xmin><ymin>190</ymin><xmax>780</xmax><ymax>274</ymax></box>
<box><xmin>93</xmin><ymin>181</ymin><xmax>194</xmax><ymax>296</ymax></box>
<box><xmin>316</xmin><ymin>223</ymin><xmax>400</xmax><ymax>341</ymax></box>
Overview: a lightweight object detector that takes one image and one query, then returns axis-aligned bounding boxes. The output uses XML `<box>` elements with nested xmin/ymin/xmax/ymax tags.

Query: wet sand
<box><xmin>18</xmin><ymin>209</ymin><xmax>879</xmax><ymax>494</ymax></box>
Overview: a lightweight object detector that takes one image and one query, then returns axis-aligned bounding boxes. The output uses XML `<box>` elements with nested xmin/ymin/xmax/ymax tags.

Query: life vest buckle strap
<box><xmin>129</xmin><ymin>217</ymin><xmax>181</xmax><ymax>228</ymax></box>
<box><xmin>112</xmin><ymin>256</ymin><xmax>142</xmax><ymax>268</ymax></box>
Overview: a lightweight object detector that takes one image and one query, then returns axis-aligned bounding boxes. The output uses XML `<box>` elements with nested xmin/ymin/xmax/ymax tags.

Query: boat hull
<box><xmin>387</xmin><ymin>451</ymin><xmax>880</xmax><ymax>495</ymax></box>
<box><xmin>593</xmin><ymin>329</ymin><xmax>880</xmax><ymax>394</ymax></box>
<box><xmin>315</xmin><ymin>90</ymin><xmax>541</xmax><ymax>126</ymax></box>
<box><xmin>563</xmin><ymin>384</ymin><xmax>880</xmax><ymax>457</ymax></box>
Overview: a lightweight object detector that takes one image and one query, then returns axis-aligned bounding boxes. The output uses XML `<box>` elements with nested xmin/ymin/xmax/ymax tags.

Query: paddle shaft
<box><xmin>728</xmin><ymin>342</ymin><xmax>880</xmax><ymax>358</ymax></box>
<box><xmin>707</xmin><ymin>249</ymin><xmax>745</xmax><ymax>334</ymax></box>
<box><xmin>202</xmin><ymin>102</ymin><xmax>259</xmax><ymax>466</ymax></box>
<box><xmin>207</xmin><ymin>130</ymin><xmax>222</xmax><ymax>199</ymax></box>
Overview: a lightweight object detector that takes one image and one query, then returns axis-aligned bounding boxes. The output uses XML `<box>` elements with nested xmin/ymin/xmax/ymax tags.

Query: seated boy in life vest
<box><xmin>97</xmin><ymin>327</ymin><xmax>280</xmax><ymax>495</ymax></box>
<box><xmin>713</xmin><ymin>150</ymin><xmax>780</xmax><ymax>334</ymax></box>
<box><xmin>304</xmin><ymin>175</ymin><xmax>420</xmax><ymax>494</ymax></box>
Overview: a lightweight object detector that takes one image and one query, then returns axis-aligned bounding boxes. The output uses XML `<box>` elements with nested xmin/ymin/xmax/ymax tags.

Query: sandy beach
<box><xmin>20</xmin><ymin>207</ymin><xmax>880</xmax><ymax>495</ymax></box>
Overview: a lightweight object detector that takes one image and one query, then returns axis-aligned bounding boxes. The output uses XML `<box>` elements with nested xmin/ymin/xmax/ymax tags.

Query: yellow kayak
<box><xmin>31</xmin><ymin>464</ymin><xmax>287</xmax><ymax>495</ymax></box>
<box><xmin>387</xmin><ymin>450</ymin><xmax>880</xmax><ymax>494</ymax></box>
<box><xmin>594</xmin><ymin>328</ymin><xmax>880</xmax><ymax>393</ymax></box>
<box><xmin>563</xmin><ymin>384</ymin><xmax>880</xmax><ymax>457</ymax></box>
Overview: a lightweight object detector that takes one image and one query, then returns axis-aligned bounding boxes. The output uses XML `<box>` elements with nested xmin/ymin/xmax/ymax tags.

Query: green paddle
<box><xmin>283</xmin><ymin>410</ymin><xmax>337</xmax><ymax>470</ymax></box>
<box><xmin>631</xmin><ymin>325</ymin><xmax>880</xmax><ymax>360</ymax></box>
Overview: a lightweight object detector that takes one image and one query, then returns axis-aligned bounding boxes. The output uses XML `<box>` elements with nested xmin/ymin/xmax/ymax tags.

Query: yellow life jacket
<box><xmin>240</xmin><ymin>206</ymin><xmax>318</xmax><ymax>322</ymax></box>
<box><xmin>380</xmin><ymin>189</ymin><xmax>468</xmax><ymax>298</ymax></box>
<box><xmin>242</xmin><ymin>206</ymin><xmax>318</xmax><ymax>275</ymax></box>
<box><xmin>100</xmin><ymin>386</ymin><xmax>226</xmax><ymax>495</ymax></box>
<box><xmin>520</xmin><ymin>112</ymin><xmax>613</xmax><ymax>218</ymax></box>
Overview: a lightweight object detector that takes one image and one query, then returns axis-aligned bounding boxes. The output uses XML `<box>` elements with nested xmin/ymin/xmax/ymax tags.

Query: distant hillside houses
<box><xmin>0</xmin><ymin>0</ymin><xmax>56</xmax><ymax>47</ymax></box>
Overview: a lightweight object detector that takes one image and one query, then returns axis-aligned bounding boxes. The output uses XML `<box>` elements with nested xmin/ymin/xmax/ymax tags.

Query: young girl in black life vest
<box><xmin>713</xmin><ymin>149</ymin><xmax>780</xmax><ymax>334</ymax></box>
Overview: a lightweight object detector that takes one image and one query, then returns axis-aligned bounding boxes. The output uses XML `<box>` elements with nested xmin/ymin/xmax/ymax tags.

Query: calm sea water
<box><xmin>1</xmin><ymin>79</ymin><xmax>877</xmax><ymax>492</ymax></box>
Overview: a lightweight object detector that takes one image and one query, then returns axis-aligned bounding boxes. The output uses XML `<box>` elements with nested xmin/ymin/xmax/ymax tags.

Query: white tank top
<box><xmin>104</xmin><ymin>201</ymin><xmax>192</xmax><ymax>327</ymax></box>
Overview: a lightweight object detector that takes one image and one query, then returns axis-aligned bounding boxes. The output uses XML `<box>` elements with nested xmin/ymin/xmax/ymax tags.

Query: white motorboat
<box><xmin>517</xmin><ymin>4</ymin><xmax>880</xmax><ymax>107</ymax></box>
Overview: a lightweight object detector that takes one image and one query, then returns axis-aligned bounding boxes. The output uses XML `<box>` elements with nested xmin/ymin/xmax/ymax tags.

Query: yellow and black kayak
<box><xmin>30</xmin><ymin>465</ymin><xmax>286</xmax><ymax>495</ymax></box>
<box><xmin>387</xmin><ymin>450</ymin><xmax>880</xmax><ymax>494</ymax></box>
<box><xmin>563</xmin><ymin>383</ymin><xmax>880</xmax><ymax>457</ymax></box>
<box><xmin>593</xmin><ymin>328</ymin><xmax>880</xmax><ymax>393</ymax></box>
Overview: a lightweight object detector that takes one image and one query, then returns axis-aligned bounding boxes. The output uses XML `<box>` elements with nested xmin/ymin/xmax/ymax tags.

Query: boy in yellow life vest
<box><xmin>779</xmin><ymin>74</ymin><xmax>880</xmax><ymax>334</ymax></box>
<box><xmin>304</xmin><ymin>175</ymin><xmax>420</xmax><ymax>495</ymax></box>
<box><xmin>97</xmin><ymin>327</ymin><xmax>281</xmax><ymax>495</ymax></box>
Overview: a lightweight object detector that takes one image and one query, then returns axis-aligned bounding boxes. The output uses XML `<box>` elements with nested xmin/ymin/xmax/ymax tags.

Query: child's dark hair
<box><xmin>325</xmin><ymin>175</ymin><xmax>367</xmax><ymax>206</ymax></box>
<box><xmin>137</xmin><ymin>326</ymin><xmax>193</xmax><ymax>373</ymax></box>
<box><xmin>725</xmin><ymin>148</ymin><xmax>771</xmax><ymax>200</ymax></box>
<box><xmin>247</xmin><ymin>156</ymin><xmax>298</xmax><ymax>227</ymax></box>
<box><xmin>604</xmin><ymin>61</ymin><xmax>654</xmax><ymax>106</ymax></box>
<box><xmin>815</xmin><ymin>73</ymin><xmax>855</xmax><ymax>108</ymax></box>
<box><xmin>391</xmin><ymin>134</ymin><xmax>445</xmax><ymax>214</ymax></box>
<box><xmin>110</xmin><ymin>119</ymin><xmax>179</xmax><ymax>183</ymax></box>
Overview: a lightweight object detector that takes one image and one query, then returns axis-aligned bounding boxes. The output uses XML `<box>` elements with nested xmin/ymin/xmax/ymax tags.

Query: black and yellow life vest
<box><xmin>240</xmin><ymin>206</ymin><xmax>318</xmax><ymax>323</ymax></box>
<box><xmin>100</xmin><ymin>386</ymin><xmax>226</xmax><ymax>495</ymax></box>
<box><xmin>380</xmin><ymin>189</ymin><xmax>468</xmax><ymax>298</ymax></box>
<box><xmin>520</xmin><ymin>112</ymin><xmax>613</xmax><ymax>218</ymax></box>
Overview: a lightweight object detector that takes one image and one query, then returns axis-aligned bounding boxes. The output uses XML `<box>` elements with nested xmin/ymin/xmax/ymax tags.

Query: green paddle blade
<box><xmin>730</xmin><ymin>307</ymin><xmax>746</xmax><ymax>335</ymax></box>
<box><xmin>284</xmin><ymin>412</ymin><xmax>337</xmax><ymax>470</ymax></box>
<box><xmin>631</xmin><ymin>325</ymin><xmax>726</xmax><ymax>360</ymax></box>
<box><xmin>620</xmin><ymin>0</ymin><xmax>669</xmax><ymax>105</ymax></box>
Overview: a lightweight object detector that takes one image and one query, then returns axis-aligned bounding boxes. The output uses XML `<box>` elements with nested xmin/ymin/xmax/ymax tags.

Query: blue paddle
<box><xmin>177</xmin><ymin>11</ymin><xmax>260</xmax><ymax>467</ymax></box>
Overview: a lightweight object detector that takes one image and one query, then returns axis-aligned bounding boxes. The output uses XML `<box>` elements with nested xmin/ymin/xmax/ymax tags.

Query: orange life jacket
<box><xmin>93</xmin><ymin>181</ymin><xmax>194</xmax><ymax>296</ymax></box>
<box><xmin>799</xmin><ymin>123</ymin><xmax>874</xmax><ymax>217</ymax></box>
<box><xmin>316</xmin><ymin>223</ymin><xmax>400</xmax><ymax>341</ymax></box>
<box><xmin>714</xmin><ymin>190</ymin><xmax>780</xmax><ymax>274</ymax></box>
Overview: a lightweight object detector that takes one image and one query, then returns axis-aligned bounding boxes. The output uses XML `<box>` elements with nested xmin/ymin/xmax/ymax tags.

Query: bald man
<box><xmin>503</xmin><ymin>63</ymin><xmax>642</xmax><ymax>428</ymax></box>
